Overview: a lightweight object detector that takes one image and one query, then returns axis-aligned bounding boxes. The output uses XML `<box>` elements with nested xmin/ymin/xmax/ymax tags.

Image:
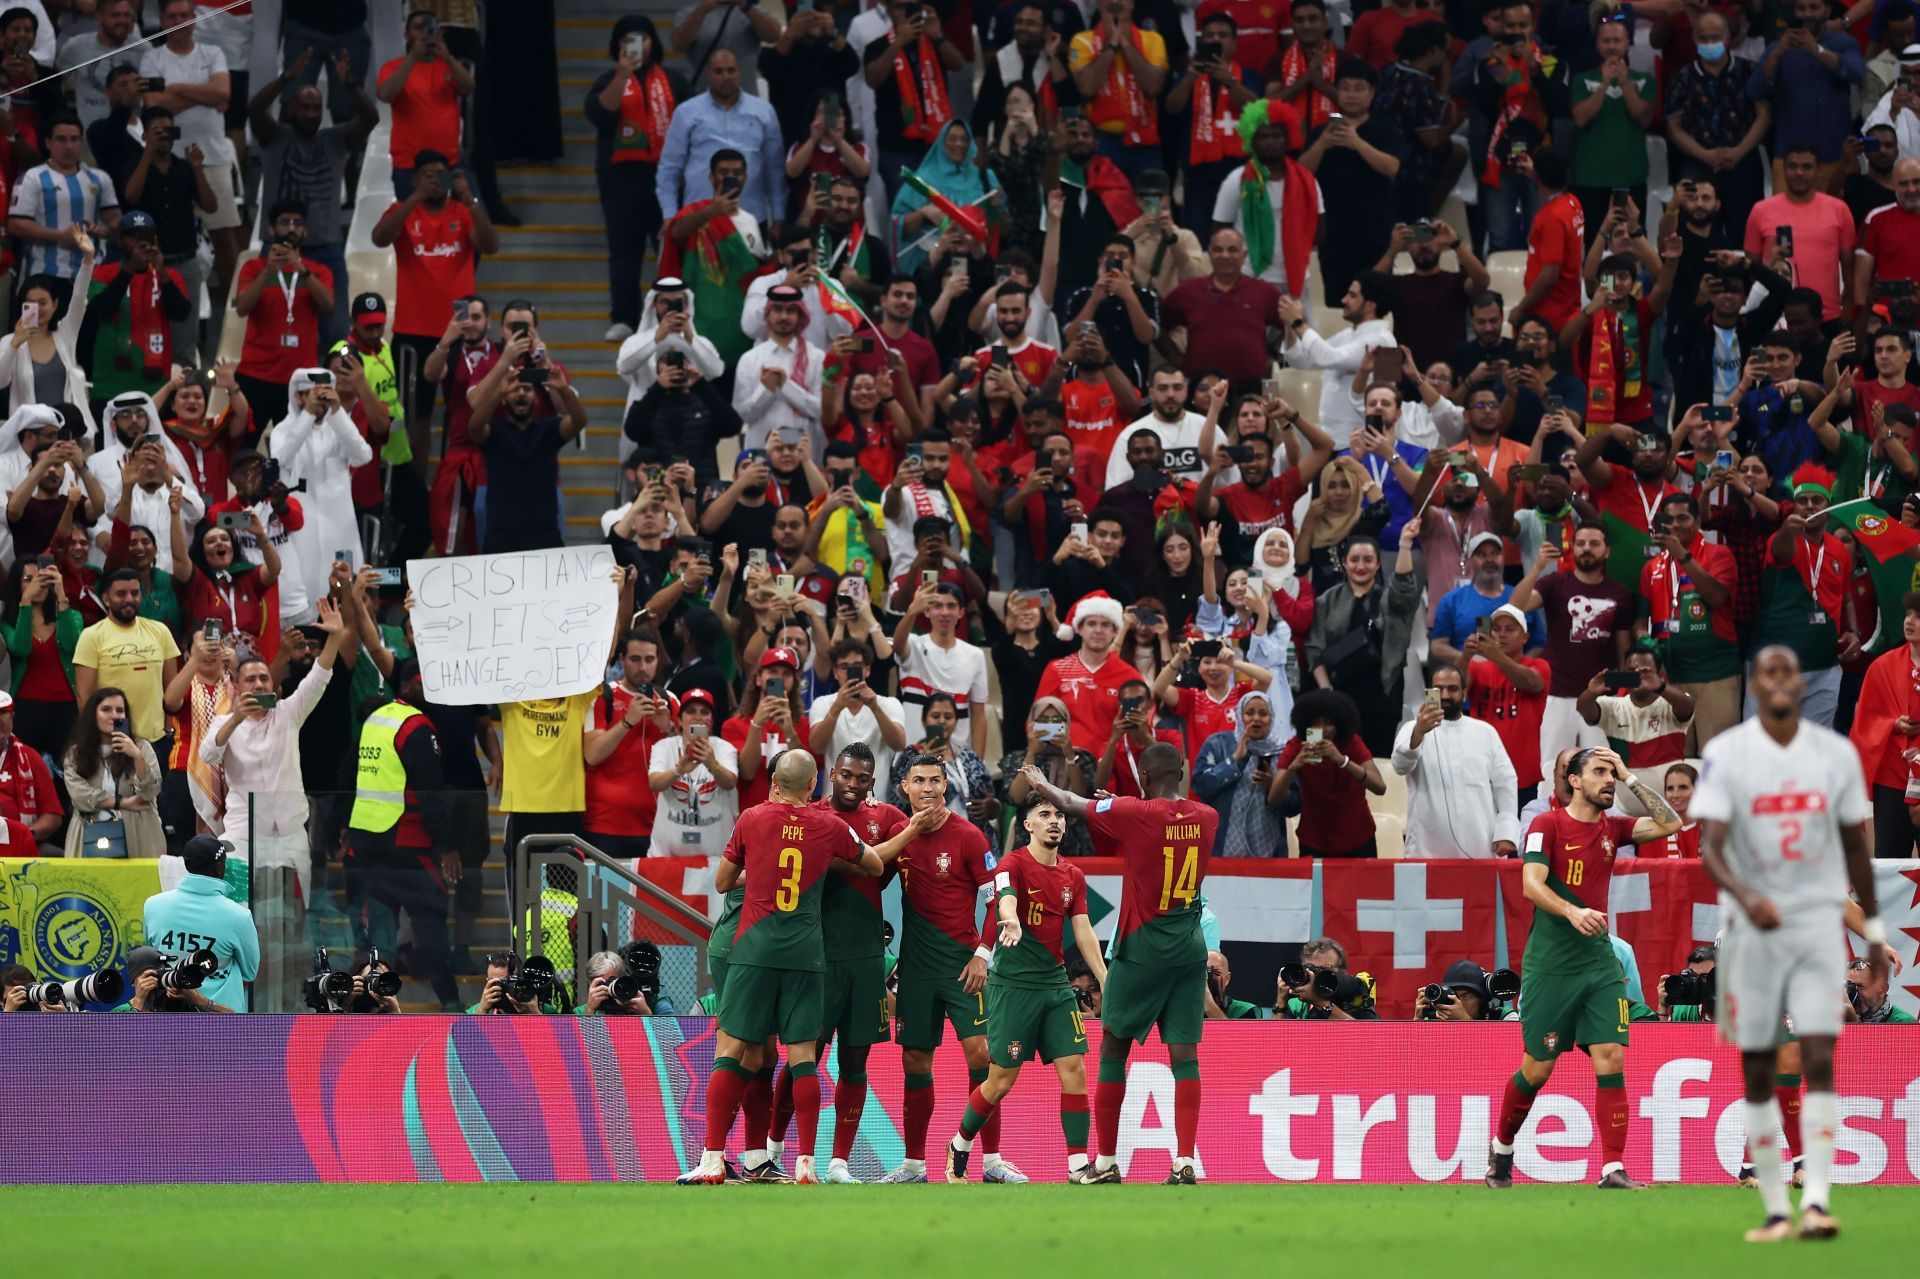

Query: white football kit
<box><xmin>1689</xmin><ymin>716</ymin><xmax>1869</xmax><ymax>1051</ymax></box>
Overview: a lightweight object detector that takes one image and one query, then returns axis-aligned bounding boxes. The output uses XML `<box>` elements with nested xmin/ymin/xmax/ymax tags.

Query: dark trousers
<box><xmin>233</xmin><ymin>372</ymin><xmax>289</xmax><ymax>437</ymax></box>
<box><xmin>503</xmin><ymin>809</ymin><xmax>580</xmax><ymax>922</ymax></box>
<box><xmin>364</xmin><ymin>850</ymin><xmax>462</xmax><ymax>1007</ymax></box>
<box><xmin>392</xmin><ymin>333</ymin><xmax>442</xmax><ymax>451</ymax></box>
<box><xmin>1872</xmin><ymin>784</ymin><xmax>1919</xmax><ymax>859</ymax></box>
<box><xmin>600</xmin><ymin>164</ymin><xmax>663</xmax><ymax>327</ymax></box>
<box><xmin>1318</xmin><ymin>237</ymin><xmax>1383</xmax><ymax>312</ymax></box>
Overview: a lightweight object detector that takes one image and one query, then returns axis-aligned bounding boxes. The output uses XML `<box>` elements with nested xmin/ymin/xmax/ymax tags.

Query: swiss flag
<box><xmin>1321</xmin><ymin>861</ymin><xmax>1510</xmax><ymax>1018</ymax></box>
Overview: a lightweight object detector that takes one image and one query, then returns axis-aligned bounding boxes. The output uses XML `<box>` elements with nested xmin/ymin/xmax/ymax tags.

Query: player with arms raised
<box><xmin>679</xmin><ymin>751</ymin><xmax>927</xmax><ymax>1186</ymax></box>
<box><xmin>944</xmin><ymin>797</ymin><xmax>1109</xmax><ymax>1183</ymax></box>
<box><xmin>1022</xmin><ymin>742</ymin><xmax>1217</xmax><ymax>1185</ymax></box>
<box><xmin>1692</xmin><ymin>647</ymin><xmax>1888</xmax><ymax>1242</ymax></box>
<box><xmin>1487</xmin><ymin>747</ymin><xmax>1681</xmax><ymax>1191</ymax></box>
<box><xmin>874</xmin><ymin>756</ymin><xmax>1020</xmax><ymax>1182</ymax></box>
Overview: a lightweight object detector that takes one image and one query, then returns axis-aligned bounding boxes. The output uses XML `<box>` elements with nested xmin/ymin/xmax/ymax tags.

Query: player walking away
<box><xmin>1022</xmin><ymin>743</ymin><xmax>1218</xmax><ymax>1186</ymax></box>
<box><xmin>679</xmin><ymin>752</ymin><xmax>931</xmax><ymax>1186</ymax></box>
<box><xmin>1488</xmin><ymin>747</ymin><xmax>1681</xmax><ymax>1192</ymax></box>
<box><xmin>945</xmin><ymin>797</ymin><xmax>1109</xmax><ymax>1183</ymax></box>
<box><xmin>871</xmin><ymin>757</ymin><xmax>1024</xmax><ymax>1183</ymax></box>
<box><xmin>776</xmin><ymin>744</ymin><xmax>911</xmax><ymax>1184</ymax></box>
<box><xmin>1692</xmin><ymin>647</ymin><xmax>1889</xmax><ymax>1243</ymax></box>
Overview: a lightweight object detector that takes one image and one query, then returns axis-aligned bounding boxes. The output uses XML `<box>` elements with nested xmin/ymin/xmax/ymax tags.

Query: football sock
<box><xmin>903</xmin><ymin>1072</ymin><xmax>935</xmax><ymax>1162</ymax></box>
<box><xmin>704</xmin><ymin>1057</ymin><xmax>753</xmax><ymax>1152</ymax></box>
<box><xmin>1801</xmin><ymin>1091</ymin><xmax>1837</xmax><ymax>1209</ymax></box>
<box><xmin>772</xmin><ymin>1064</ymin><xmax>795</xmax><ymax>1149</ymax></box>
<box><xmin>1774</xmin><ymin>1074</ymin><xmax>1803</xmax><ymax>1160</ymax></box>
<box><xmin>959</xmin><ymin>1085</ymin><xmax>997</xmax><ymax>1146</ymax></box>
<box><xmin>1095</xmin><ymin>1053</ymin><xmax>1127</xmax><ymax>1162</ymax></box>
<box><xmin>790</xmin><ymin>1061</ymin><xmax>822</xmax><ymax>1154</ymax></box>
<box><xmin>743</xmin><ymin>1067</ymin><xmax>775</xmax><ymax>1158</ymax></box>
<box><xmin>1595</xmin><ymin>1072</ymin><xmax>1628</xmax><ymax>1173</ymax></box>
<box><xmin>1745</xmin><ymin>1099</ymin><xmax>1791</xmax><ymax>1220</ymax></box>
<box><xmin>832</xmin><ymin>1070</ymin><xmax>868</xmax><ymax>1164</ymax></box>
<box><xmin>970</xmin><ymin>1067</ymin><xmax>1002</xmax><ymax>1155</ymax></box>
<box><xmin>1494</xmin><ymin>1071</ymin><xmax>1540</xmax><ymax>1150</ymax></box>
<box><xmin>1061</xmin><ymin>1092</ymin><xmax>1090</xmax><ymax>1164</ymax></box>
<box><xmin>1172</xmin><ymin>1058</ymin><xmax>1201</xmax><ymax>1160</ymax></box>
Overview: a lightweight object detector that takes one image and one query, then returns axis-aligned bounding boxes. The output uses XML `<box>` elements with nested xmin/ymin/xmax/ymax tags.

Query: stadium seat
<box><xmin>1486</xmin><ymin>251</ymin><xmax>1528</xmax><ymax>320</ymax></box>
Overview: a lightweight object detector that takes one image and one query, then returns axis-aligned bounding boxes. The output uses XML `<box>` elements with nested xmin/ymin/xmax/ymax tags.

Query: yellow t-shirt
<box><xmin>1067</xmin><ymin>27</ymin><xmax>1168</xmax><ymax>134</ymax></box>
<box><xmin>498</xmin><ymin>691</ymin><xmax>596</xmax><ymax>814</ymax></box>
<box><xmin>73</xmin><ymin>617</ymin><xmax>182</xmax><ymax>740</ymax></box>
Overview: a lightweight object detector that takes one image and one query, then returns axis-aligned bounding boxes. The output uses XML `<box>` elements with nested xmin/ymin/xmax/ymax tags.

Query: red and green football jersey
<box><xmin>992</xmin><ymin>847</ymin><xmax>1087</xmax><ymax>988</ymax></box>
<box><xmin>724</xmin><ymin>802</ymin><xmax>865</xmax><ymax>971</ymax></box>
<box><xmin>1085</xmin><ymin>794</ymin><xmax>1217</xmax><ymax>966</ymax></box>
<box><xmin>1521</xmin><ymin>808</ymin><xmax>1638</xmax><ymax>975</ymax></box>
<box><xmin>707</xmin><ymin>885</ymin><xmax>745</xmax><ymax>960</ymax></box>
<box><xmin>896</xmin><ymin>812</ymin><xmax>993</xmax><ymax>980</ymax></box>
<box><xmin>811</xmin><ymin>797</ymin><xmax>908</xmax><ymax>959</ymax></box>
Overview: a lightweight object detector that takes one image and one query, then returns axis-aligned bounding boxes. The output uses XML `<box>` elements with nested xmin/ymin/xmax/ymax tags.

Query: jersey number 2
<box><xmin>1159</xmin><ymin>846</ymin><xmax>1199</xmax><ymax>911</ymax></box>
<box><xmin>775</xmin><ymin>846</ymin><xmax>802</xmax><ymax>911</ymax></box>
<box><xmin>1779</xmin><ymin>818</ymin><xmax>1803</xmax><ymax>862</ymax></box>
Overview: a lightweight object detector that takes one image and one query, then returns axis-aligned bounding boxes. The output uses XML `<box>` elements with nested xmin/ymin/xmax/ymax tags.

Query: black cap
<box><xmin>1441</xmin><ymin>960</ymin><xmax>1490</xmax><ymax>1000</ymax></box>
<box><xmin>181</xmin><ymin>835</ymin><xmax>228</xmax><ymax>876</ymax></box>
<box><xmin>126</xmin><ymin>945</ymin><xmax>165</xmax><ymax>976</ymax></box>
<box><xmin>351</xmin><ymin>292</ymin><xmax>387</xmax><ymax>323</ymax></box>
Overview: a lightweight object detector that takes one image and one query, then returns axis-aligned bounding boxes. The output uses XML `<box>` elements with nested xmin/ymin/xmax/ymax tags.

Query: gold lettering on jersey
<box><xmin>782</xmin><ymin>824</ymin><xmax>805</xmax><ymax>842</ymax></box>
<box><xmin>1167</xmin><ymin>824</ymin><xmax>1203</xmax><ymax>841</ymax></box>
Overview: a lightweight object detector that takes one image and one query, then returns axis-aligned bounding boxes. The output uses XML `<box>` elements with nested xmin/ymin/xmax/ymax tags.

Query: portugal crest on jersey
<box><xmin>1544</xmin><ymin>1032</ymin><xmax>1559</xmax><ymax>1052</ymax></box>
<box><xmin>1061</xmin><ymin>886</ymin><xmax>1073</xmax><ymax>909</ymax></box>
<box><xmin>936</xmin><ymin>850</ymin><xmax>952</xmax><ymax>874</ymax></box>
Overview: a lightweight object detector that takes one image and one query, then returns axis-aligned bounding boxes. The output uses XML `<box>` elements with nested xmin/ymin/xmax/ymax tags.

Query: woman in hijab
<box><xmin>997</xmin><ymin>694</ymin><xmax>1095</xmax><ymax>856</ymax></box>
<box><xmin>889</xmin><ymin>120</ymin><xmax>988</xmax><ymax>275</ymax></box>
<box><xmin>1295</xmin><ymin>454</ymin><xmax>1390</xmax><ymax>595</ymax></box>
<box><xmin>1192</xmin><ymin>689</ymin><xmax>1299</xmax><ymax>857</ymax></box>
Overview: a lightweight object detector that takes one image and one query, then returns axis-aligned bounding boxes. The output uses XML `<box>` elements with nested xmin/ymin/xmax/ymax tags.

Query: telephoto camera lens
<box><xmin>63</xmin><ymin>968</ymin><xmax>123</xmax><ymax>1006</ymax></box>
<box><xmin>1487</xmin><ymin>968</ymin><xmax>1521</xmax><ymax>1001</ymax></box>
<box><xmin>1279</xmin><ymin>963</ymin><xmax>1309</xmax><ymax>989</ymax></box>
<box><xmin>158</xmin><ymin>947</ymin><xmax>219</xmax><ymax>992</ymax></box>
<box><xmin>24</xmin><ymin>980</ymin><xmax>64</xmax><ymax>1006</ymax></box>
<box><xmin>365</xmin><ymin>969</ymin><xmax>402</xmax><ymax>999</ymax></box>
<box><xmin>610</xmin><ymin>973</ymin><xmax>645</xmax><ymax>1006</ymax></box>
<box><xmin>509</xmin><ymin>955</ymin><xmax>556</xmax><ymax>1005</ymax></box>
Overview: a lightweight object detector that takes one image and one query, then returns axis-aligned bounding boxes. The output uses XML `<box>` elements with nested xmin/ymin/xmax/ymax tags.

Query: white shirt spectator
<box><xmin>8</xmin><ymin>164</ymin><xmax>116</xmax><ymax>279</ymax></box>
<box><xmin>1106</xmin><ymin>409</ymin><xmax>1211</xmax><ymax>487</ymax></box>
<box><xmin>810</xmin><ymin>691</ymin><xmax>907</xmax><ymax>794</ymax></box>
<box><xmin>1863</xmin><ymin>88</ymin><xmax>1920</xmax><ymax>159</ymax></box>
<box><xmin>1372</xmin><ymin>394</ymin><xmax>1465</xmax><ymax>451</ymax></box>
<box><xmin>139</xmin><ymin>38</ymin><xmax>236</xmax><ymax>168</ymax></box>
<box><xmin>733</xmin><ymin>335</ymin><xmax>825</xmax><ymax>458</ymax></box>
<box><xmin>742</xmin><ymin>272</ymin><xmax>859</xmax><ymax>349</ymax></box>
<box><xmin>647</xmin><ymin>732</ymin><xmax>740</xmax><ymax>856</ymax></box>
<box><xmin>1391</xmin><ymin>711</ymin><xmax>1520</xmax><ymax>856</ymax></box>
<box><xmin>883</xmin><ymin>480</ymin><xmax>961</xmax><ymax>566</ymax></box>
<box><xmin>895</xmin><ymin>630</ymin><xmax>989</xmax><ymax>746</ymax></box>
<box><xmin>1285</xmin><ymin>318</ymin><xmax>1398</xmax><ymax>447</ymax></box>
<box><xmin>200</xmin><ymin>659</ymin><xmax>334</xmax><ymax>891</ymax></box>
<box><xmin>615</xmin><ymin>293</ymin><xmax>725</xmax><ymax>423</ymax></box>
<box><xmin>267</xmin><ymin>392</ymin><xmax>374</xmax><ymax>606</ymax></box>
<box><xmin>59</xmin><ymin>26</ymin><xmax>142</xmax><ymax>129</ymax></box>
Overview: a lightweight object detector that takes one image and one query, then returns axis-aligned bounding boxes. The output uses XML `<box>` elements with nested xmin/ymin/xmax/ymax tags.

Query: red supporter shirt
<box><xmin>382</xmin><ymin>56</ymin><xmax>463</xmax><ymax>168</ymax></box>
<box><xmin>1196</xmin><ymin>0</ymin><xmax>1281</xmax><ymax>70</ymax></box>
<box><xmin>1770</xmin><ymin>530</ymin><xmax>1850</xmax><ymax>618</ymax></box>
<box><xmin>1060</xmin><ymin>377</ymin><xmax>1131</xmax><ymax>472</ymax></box>
<box><xmin>1862</xmin><ymin>204</ymin><xmax>1920</xmax><ymax>285</ymax></box>
<box><xmin>965</xmin><ymin>339</ymin><xmax>1058</xmax><ymax>393</ymax></box>
<box><xmin>1082</xmin><ymin>794</ymin><xmax>1218</xmax><ymax>962</ymax></box>
<box><xmin>1174</xmin><ymin>681</ymin><xmax>1250</xmax><ymax>765</ymax></box>
<box><xmin>0</xmin><ymin>813</ymin><xmax>40</xmax><ymax>854</ymax></box>
<box><xmin>166</xmin><ymin>412</ymin><xmax>240</xmax><ymax>503</ymax></box>
<box><xmin>1637</xmin><ymin>822</ymin><xmax>1700</xmax><ymax>858</ymax></box>
<box><xmin>1216</xmin><ymin>468</ymin><xmax>1307</xmax><ymax>540</ymax></box>
<box><xmin>1854</xmin><ymin>379</ymin><xmax>1920</xmax><ymax>439</ymax></box>
<box><xmin>236</xmin><ymin>256</ymin><xmax>333</xmax><ymax>383</ymax></box>
<box><xmin>441</xmin><ymin>339</ymin><xmax>501</xmax><ymax>453</ymax></box>
<box><xmin>1348</xmin><ymin>7</ymin><xmax>1437</xmax><ymax>67</ymax></box>
<box><xmin>720</xmin><ymin>715</ymin><xmax>815</xmax><ymax>809</ymax></box>
<box><xmin>387</xmin><ymin>197</ymin><xmax>478</xmax><ymax>338</ymax></box>
<box><xmin>182</xmin><ymin>566</ymin><xmax>270</xmax><ymax>649</ymax></box>
<box><xmin>585</xmin><ymin>685</ymin><xmax>671</xmax><ymax>839</ymax></box>
<box><xmin>832</xmin><ymin>413</ymin><xmax>901</xmax><ymax>489</ymax></box>
<box><xmin>1035</xmin><ymin>650</ymin><xmax>1145</xmax><ymax>755</ymax></box>
<box><xmin>1594</xmin><ymin>462</ymin><xmax>1678</xmax><ymax>537</ymax></box>
<box><xmin>849</xmin><ymin>327</ymin><xmax>940</xmax><ymax>394</ymax></box>
<box><xmin>1158</xmin><ymin>274</ymin><xmax>1283</xmax><ymax>383</ymax></box>
<box><xmin>1466</xmin><ymin>655</ymin><xmax>1551</xmax><ymax>788</ymax></box>
<box><xmin>1275</xmin><ymin>733</ymin><xmax>1376</xmax><ymax>854</ymax></box>
<box><xmin>1526</xmin><ymin>192</ymin><xmax>1585</xmax><ymax>333</ymax></box>
<box><xmin>0</xmin><ymin>736</ymin><xmax>60</xmax><ymax>827</ymax></box>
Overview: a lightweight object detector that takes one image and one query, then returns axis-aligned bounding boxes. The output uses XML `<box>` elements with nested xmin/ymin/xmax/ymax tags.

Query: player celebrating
<box><xmin>794</xmin><ymin>744</ymin><xmax>911</xmax><ymax>1183</ymax></box>
<box><xmin>1693</xmin><ymin>647</ymin><xmax>1889</xmax><ymax>1242</ymax></box>
<box><xmin>1022</xmin><ymin>742</ymin><xmax>1217</xmax><ymax>1185</ymax></box>
<box><xmin>944</xmin><ymin>797</ymin><xmax>1108</xmax><ymax>1183</ymax></box>
<box><xmin>874</xmin><ymin>756</ymin><xmax>1020</xmax><ymax>1182</ymax></box>
<box><xmin>1487</xmin><ymin>747</ymin><xmax>1681</xmax><ymax>1191</ymax></box>
<box><xmin>679</xmin><ymin>752</ymin><xmax>929</xmax><ymax>1186</ymax></box>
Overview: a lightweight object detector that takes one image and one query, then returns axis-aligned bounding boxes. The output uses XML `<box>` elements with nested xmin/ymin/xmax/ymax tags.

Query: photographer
<box><xmin>0</xmin><ymin>964</ymin><xmax>61</xmax><ymax>1012</ymax></box>
<box><xmin>1203</xmin><ymin>949</ymin><xmax>1268</xmax><ymax>1019</ymax></box>
<box><xmin>1413</xmin><ymin>961</ymin><xmax>1509</xmax><ymax>1022</ymax></box>
<box><xmin>350</xmin><ymin>954</ymin><xmax>404</xmax><ymax>1014</ymax></box>
<box><xmin>1277</xmin><ymin>938</ymin><xmax>1377</xmax><ymax>1021</ymax></box>
<box><xmin>1068</xmin><ymin>954</ymin><xmax>1102</xmax><ymax>1017</ymax></box>
<box><xmin>580</xmin><ymin>945</ymin><xmax>673</xmax><ymax>1015</ymax></box>
<box><xmin>116</xmin><ymin>945</ymin><xmax>233</xmax><ymax>1013</ymax></box>
<box><xmin>1844</xmin><ymin>956</ymin><xmax>1916</xmax><ymax>1024</ymax></box>
<box><xmin>1659</xmin><ymin>944</ymin><xmax>1719</xmax><ymax>1022</ymax></box>
<box><xmin>141</xmin><ymin>835</ymin><xmax>259</xmax><ymax>1011</ymax></box>
<box><xmin>467</xmin><ymin>952</ymin><xmax>554</xmax><ymax>1015</ymax></box>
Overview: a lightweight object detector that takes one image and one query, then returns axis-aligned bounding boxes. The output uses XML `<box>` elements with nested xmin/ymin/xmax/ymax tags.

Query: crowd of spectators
<box><xmin>5</xmin><ymin>0</ymin><xmax>1920</xmax><ymax>1011</ymax></box>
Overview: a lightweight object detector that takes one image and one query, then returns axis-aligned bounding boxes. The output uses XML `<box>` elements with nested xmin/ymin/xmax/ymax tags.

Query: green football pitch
<box><xmin>8</xmin><ymin>1183</ymin><xmax>1918</xmax><ymax>1275</ymax></box>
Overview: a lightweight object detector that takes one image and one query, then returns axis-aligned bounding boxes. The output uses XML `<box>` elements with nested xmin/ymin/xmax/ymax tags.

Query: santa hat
<box><xmin>1057</xmin><ymin>591</ymin><xmax>1124</xmax><ymax>642</ymax></box>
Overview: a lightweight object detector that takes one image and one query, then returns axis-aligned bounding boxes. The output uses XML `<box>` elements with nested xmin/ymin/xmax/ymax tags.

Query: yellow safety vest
<box><xmin>349</xmin><ymin>700</ymin><xmax>423</xmax><ymax>833</ymax></box>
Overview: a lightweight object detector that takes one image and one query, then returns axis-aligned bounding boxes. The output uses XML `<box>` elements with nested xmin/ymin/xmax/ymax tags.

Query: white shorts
<box><xmin>1719</xmin><ymin>909</ymin><xmax>1845</xmax><ymax>1052</ymax></box>
<box><xmin>200</xmin><ymin>158</ymin><xmax>242</xmax><ymax>232</ymax></box>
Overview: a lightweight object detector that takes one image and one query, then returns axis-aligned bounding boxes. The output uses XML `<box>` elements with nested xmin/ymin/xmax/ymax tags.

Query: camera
<box><xmin>1282</xmin><ymin>962</ymin><xmax>1371</xmax><ymax>1010</ymax></box>
<box><xmin>507</xmin><ymin>954</ymin><xmax>556</xmax><ymax>1007</ymax></box>
<box><xmin>1663</xmin><ymin>965</ymin><xmax>1715</xmax><ymax>1012</ymax></box>
<box><xmin>303</xmin><ymin>947</ymin><xmax>353</xmax><ymax>1012</ymax></box>
<box><xmin>610</xmin><ymin>940</ymin><xmax>663</xmax><ymax>1011</ymax></box>
<box><xmin>24</xmin><ymin>966</ymin><xmax>124</xmax><ymax>1008</ymax></box>
<box><xmin>158</xmin><ymin>948</ymin><xmax>218</xmax><ymax>993</ymax></box>
<box><xmin>363</xmin><ymin>948</ymin><xmax>402</xmax><ymax>1001</ymax></box>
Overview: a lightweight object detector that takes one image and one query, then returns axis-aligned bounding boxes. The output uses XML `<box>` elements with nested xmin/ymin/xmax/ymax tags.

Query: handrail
<box><xmin>514</xmin><ymin>833</ymin><xmax>714</xmax><ymax>1001</ymax></box>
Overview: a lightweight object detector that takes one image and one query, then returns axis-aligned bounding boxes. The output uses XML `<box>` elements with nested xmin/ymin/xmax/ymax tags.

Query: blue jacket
<box><xmin>143</xmin><ymin>875</ymin><xmax>259</xmax><ymax>1012</ymax></box>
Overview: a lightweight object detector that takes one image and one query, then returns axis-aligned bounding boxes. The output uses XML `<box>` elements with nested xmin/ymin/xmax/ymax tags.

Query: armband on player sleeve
<box><xmin>1521</xmin><ymin>828</ymin><xmax>1547</xmax><ymax>864</ymax></box>
<box><xmin>993</xmin><ymin>869</ymin><xmax>1013</xmax><ymax>899</ymax></box>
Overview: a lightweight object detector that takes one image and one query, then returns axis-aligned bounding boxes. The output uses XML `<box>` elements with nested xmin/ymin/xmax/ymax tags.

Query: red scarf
<box><xmin>1278</xmin><ymin>42</ymin><xmax>1337</xmax><ymax>131</ymax></box>
<box><xmin>1586</xmin><ymin>301</ymin><xmax>1619</xmax><ymax>429</ymax></box>
<box><xmin>892</xmin><ymin>34</ymin><xmax>954</xmax><ymax>143</ymax></box>
<box><xmin>1481</xmin><ymin>49</ymin><xmax>1545</xmax><ymax>188</ymax></box>
<box><xmin>611</xmin><ymin>65</ymin><xmax>676</xmax><ymax>165</ymax></box>
<box><xmin>1641</xmin><ymin>534</ymin><xmax>1704</xmax><ymax>633</ymax></box>
<box><xmin>1083</xmin><ymin>25</ymin><xmax>1159</xmax><ymax>146</ymax></box>
<box><xmin>1187</xmin><ymin>74</ymin><xmax>1245</xmax><ymax>165</ymax></box>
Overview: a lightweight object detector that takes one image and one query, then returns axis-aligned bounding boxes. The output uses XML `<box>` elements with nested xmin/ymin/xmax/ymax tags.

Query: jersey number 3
<box><xmin>775</xmin><ymin>846</ymin><xmax>802</xmax><ymax>911</ymax></box>
<box><xmin>1159</xmin><ymin>846</ymin><xmax>1199</xmax><ymax>911</ymax></box>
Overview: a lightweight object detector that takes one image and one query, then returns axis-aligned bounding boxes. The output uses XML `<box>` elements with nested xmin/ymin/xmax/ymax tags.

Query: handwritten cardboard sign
<box><xmin>407</xmin><ymin>547</ymin><xmax>617</xmax><ymax>705</ymax></box>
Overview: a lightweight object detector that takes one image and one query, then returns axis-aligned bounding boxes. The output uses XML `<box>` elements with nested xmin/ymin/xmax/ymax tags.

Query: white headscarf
<box><xmin>1251</xmin><ymin>526</ymin><xmax>1300</xmax><ymax>598</ymax></box>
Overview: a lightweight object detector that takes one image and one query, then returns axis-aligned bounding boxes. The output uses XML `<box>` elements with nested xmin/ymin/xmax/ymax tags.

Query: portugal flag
<box><xmin>1827</xmin><ymin>497</ymin><xmax>1920</xmax><ymax>653</ymax></box>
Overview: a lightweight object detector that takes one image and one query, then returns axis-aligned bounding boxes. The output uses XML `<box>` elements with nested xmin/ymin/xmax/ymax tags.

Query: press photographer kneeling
<box><xmin>116</xmin><ymin>946</ymin><xmax>228</xmax><ymax>1012</ymax></box>
<box><xmin>1276</xmin><ymin>938</ymin><xmax>1378</xmax><ymax>1021</ymax></box>
<box><xmin>468</xmin><ymin>952</ymin><xmax>558</xmax><ymax>1014</ymax></box>
<box><xmin>1414</xmin><ymin>961</ymin><xmax>1520</xmax><ymax>1021</ymax></box>
<box><xmin>580</xmin><ymin>942</ymin><xmax>666</xmax><ymax>1015</ymax></box>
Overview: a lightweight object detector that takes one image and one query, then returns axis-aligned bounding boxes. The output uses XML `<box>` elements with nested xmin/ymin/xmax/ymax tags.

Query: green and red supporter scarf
<box><xmin>659</xmin><ymin>201</ymin><xmax>769</xmax><ymax>364</ymax></box>
<box><xmin>892</xmin><ymin>34</ymin><xmax>954</xmax><ymax>143</ymax></box>
<box><xmin>611</xmin><ymin>65</ymin><xmax>676</xmax><ymax>165</ymax></box>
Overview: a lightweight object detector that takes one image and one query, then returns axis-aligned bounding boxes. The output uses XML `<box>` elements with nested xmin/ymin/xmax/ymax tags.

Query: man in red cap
<box><xmin>723</xmin><ymin>646</ymin><xmax>816</xmax><ymax>808</ymax></box>
<box><xmin>1036</xmin><ymin>592</ymin><xmax>1145</xmax><ymax>753</ymax></box>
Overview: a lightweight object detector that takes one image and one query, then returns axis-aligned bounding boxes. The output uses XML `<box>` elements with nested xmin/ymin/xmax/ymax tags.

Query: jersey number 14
<box><xmin>1159</xmin><ymin>846</ymin><xmax>1199</xmax><ymax>911</ymax></box>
